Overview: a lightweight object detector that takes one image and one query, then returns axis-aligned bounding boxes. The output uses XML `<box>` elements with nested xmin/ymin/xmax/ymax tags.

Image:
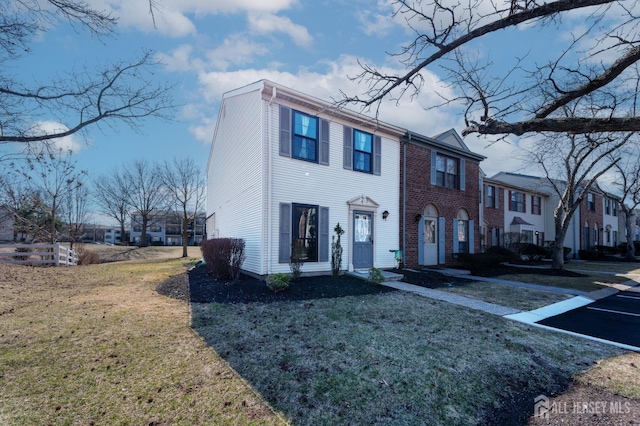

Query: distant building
<box><xmin>130</xmin><ymin>211</ymin><xmax>205</xmax><ymax>246</ymax></box>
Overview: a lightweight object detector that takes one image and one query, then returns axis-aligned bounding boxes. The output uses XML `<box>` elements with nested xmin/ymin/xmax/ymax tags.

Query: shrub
<box><xmin>266</xmin><ymin>273</ymin><xmax>291</xmax><ymax>293</ymax></box>
<box><xmin>14</xmin><ymin>246</ymin><xmax>32</xmax><ymax>261</ymax></box>
<box><xmin>331</xmin><ymin>223</ymin><xmax>345</xmax><ymax>278</ymax></box>
<box><xmin>75</xmin><ymin>245</ymin><xmax>101</xmax><ymax>265</ymax></box>
<box><xmin>578</xmin><ymin>249</ymin><xmax>601</xmax><ymax>261</ymax></box>
<box><xmin>457</xmin><ymin>252</ymin><xmax>509</xmax><ymax>272</ymax></box>
<box><xmin>519</xmin><ymin>243</ymin><xmax>547</xmax><ymax>261</ymax></box>
<box><xmin>368</xmin><ymin>267</ymin><xmax>385</xmax><ymax>285</ymax></box>
<box><xmin>201</xmin><ymin>238</ymin><xmax>246</xmax><ymax>280</ymax></box>
<box><xmin>289</xmin><ymin>244</ymin><xmax>305</xmax><ymax>280</ymax></box>
<box><xmin>486</xmin><ymin>246</ymin><xmax>517</xmax><ymax>261</ymax></box>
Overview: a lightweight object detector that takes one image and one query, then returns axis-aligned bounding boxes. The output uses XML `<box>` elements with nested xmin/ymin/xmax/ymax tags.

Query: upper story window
<box><xmin>353</xmin><ymin>130</ymin><xmax>373</xmax><ymax>173</ymax></box>
<box><xmin>613</xmin><ymin>201</ymin><xmax>618</xmax><ymax>216</ymax></box>
<box><xmin>605</xmin><ymin>198</ymin><xmax>611</xmax><ymax>215</ymax></box>
<box><xmin>436</xmin><ymin>154</ymin><xmax>458</xmax><ymax>189</ymax></box>
<box><xmin>292</xmin><ymin>111</ymin><xmax>318</xmax><ymax>163</ymax></box>
<box><xmin>586</xmin><ymin>193</ymin><xmax>595</xmax><ymax>211</ymax></box>
<box><xmin>486</xmin><ymin>185</ymin><xmax>497</xmax><ymax>208</ymax></box>
<box><xmin>532</xmin><ymin>195</ymin><xmax>541</xmax><ymax>215</ymax></box>
<box><xmin>509</xmin><ymin>191</ymin><xmax>525</xmax><ymax>213</ymax></box>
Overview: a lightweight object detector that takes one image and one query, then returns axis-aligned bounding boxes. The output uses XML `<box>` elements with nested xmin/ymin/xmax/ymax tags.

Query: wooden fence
<box><xmin>0</xmin><ymin>243</ymin><xmax>78</xmax><ymax>266</ymax></box>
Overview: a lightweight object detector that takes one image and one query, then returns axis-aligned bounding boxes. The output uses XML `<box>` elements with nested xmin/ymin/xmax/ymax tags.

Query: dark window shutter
<box><xmin>279</xmin><ymin>106</ymin><xmax>291</xmax><ymax>157</ymax></box>
<box><xmin>469</xmin><ymin>220</ymin><xmax>474</xmax><ymax>254</ymax></box>
<box><xmin>496</xmin><ymin>188</ymin><xmax>499</xmax><ymax>209</ymax></box>
<box><xmin>452</xmin><ymin>219</ymin><xmax>459</xmax><ymax>254</ymax></box>
<box><xmin>319</xmin><ymin>119</ymin><xmax>330</xmax><ymax>165</ymax></box>
<box><xmin>418</xmin><ymin>217</ymin><xmax>425</xmax><ymax>266</ymax></box>
<box><xmin>373</xmin><ymin>135</ymin><xmax>382</xmax><ymax>175</ymax></box>
<box><xmin>438</xmin><ymin>217</ymin><xmax>446</xmax><ymax>264</ymax></box>
<box><xmin>523</xmin><ymin>193</ymin><xmax>526</xmax><ymax>212</ymax></box>
<box><xmin>509</xmin><ymin>191</ymin><xmax>513</xmax><ymax>211</ymax></box>
<box><xmin>278</xmin><ymin>203</ymin><xmax>291</xmax><ymax>263</ymax></box>
<box><xmin>343</xmin><ymin>126</ymin><xmax>353</xmax><ymax>169</ymax></box>
<box><xmin>318</xmin><ymin>207</ymin><xmax>329</xmax><ymax>262</ymax></box>
<box><xmin>459</xmin><ymin>158</ymin><xmax>466</xmax><ymax>190</ymax></box>
<box><xmin>430</xmin><ymin>150</ymin><xmax>437</xmax><ymax>185</ymax></box>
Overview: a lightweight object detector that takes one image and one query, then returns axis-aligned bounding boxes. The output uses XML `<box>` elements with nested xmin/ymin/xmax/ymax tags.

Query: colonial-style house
<box><xmin>482</xmin><ymin>176</ymin><xmax>550</xmax><ymax>249</ymax></box>
<box><xmin>487</xmin><ymin>172</ymin><xmax>623</xmax><ymax>257</ymax></box>
<box><xmin>400</xmin><ymin>130</ymin><xmax>485</xmax><ymax>267</ymax></box>
<box><xmin>206</xmin><ymin>80</ymin><xmax>405</xmax><ymax>276</ymax></box>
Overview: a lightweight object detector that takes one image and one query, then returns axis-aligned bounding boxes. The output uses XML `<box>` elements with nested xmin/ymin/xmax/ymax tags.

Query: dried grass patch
<box><xmin>0</xmin><ymin>260</ymin><xmax>283</xmax><ymax>426</ymax></box>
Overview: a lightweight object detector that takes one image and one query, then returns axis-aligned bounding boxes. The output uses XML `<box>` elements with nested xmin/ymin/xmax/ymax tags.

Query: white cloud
<box><xmin>205</xmin><ymin>34</ymin><xmax>270</xmax><ymax>71</ymax></box>
<box><xmin>248</xmin><ymin>13</ymin><xmax>312</xmax><ymax>48</ymax></box>
<box><xmin>27</xmin><ymin>121</ymin><xmax>84</xmax><ymax>154</ymax></box>
<box><xmin>90</xmin><ymin>0</ymin><xmax>299</xmax><ymax>37</ymax></box>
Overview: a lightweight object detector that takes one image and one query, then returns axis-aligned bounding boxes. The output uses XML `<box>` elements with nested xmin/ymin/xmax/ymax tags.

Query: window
<box><xmin>523</xmin><ymin>230</ymin><xmax>534</xmax><ymax>242</ymax></box>
<box><xmin>613</xmin><ymin>202</ymin><xmax>618</xmax><ymax>216</ymax></box>
<box><xmin>509</xmin><ymin>191</ymin><xmax>525</xmax><ymax>212</ymax></box>
<box><xmin>457</xmin><ymin>219</ymin><xmax>469</xmax><ymax>254</ymax></box>
<box><xmin>292</xmin><ymin>110</ymin><xmax>318</xmax><ymax>163</ymax></box>
<box><xmin>486</xmin><ymin>185</ymin><xmax>497</xmax><ymax>208</ymax></box>
<box><xmin>150</xmin><ymin>225</ymin><xmax>162</xmax><ymax>233</ymax></box>
<box><xmin>436</xmin><ymin>154</ymin><xmax>458</xmax><ymax>189</ymax></box>
<box><xmin>353</xmin><ymin>129</ymin><xmax>373</xmax><ymax>173</ymax></box>
<box><xmin>292</xmin><ymin>204</ymin><xmax>318</xmax><ymax>262</ymax></box>
<box><xmin>133</xmin><ymin>226</ymin><xmax>142</xmax><ymax>232</ymax></box>
<box><xmin>586</xmin><ymin>193</ymin><xmax>595</xmax><ymax>211</ymax></box>
<box><xmin>532</xmin><ymin>196</ymin><xmax>541</xmax><ymax>215</ymax></box>
<box><xmin>605</xmin><ymin>198</ymin><xmax>611</xmax><ymax>215</ymax></box>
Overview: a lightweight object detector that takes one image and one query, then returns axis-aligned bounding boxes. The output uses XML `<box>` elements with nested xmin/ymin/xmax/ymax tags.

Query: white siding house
<box><xmin>206</xmin><ymin>80</ymin><xmax>405</xmax><ymax>276</ymax></box>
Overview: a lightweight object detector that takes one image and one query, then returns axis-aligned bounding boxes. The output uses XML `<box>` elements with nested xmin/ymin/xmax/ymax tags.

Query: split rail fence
<box><xmin>0</xmin><ymin>243</ymin><xmax>78</xmax><ymax>266</ymax></box>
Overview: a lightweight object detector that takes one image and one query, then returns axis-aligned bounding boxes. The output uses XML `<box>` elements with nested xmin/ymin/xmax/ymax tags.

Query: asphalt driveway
<box><xmin>538</xmin><ymin>287</ymin><xmax>640</xmax><ymax>348</ymax></box>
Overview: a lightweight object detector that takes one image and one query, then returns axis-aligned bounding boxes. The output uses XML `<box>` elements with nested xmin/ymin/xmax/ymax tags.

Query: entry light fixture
<box><xmin>382</xmin><ymin>210</ymin><xmax>390</xmax><ymax>221</ymax></box>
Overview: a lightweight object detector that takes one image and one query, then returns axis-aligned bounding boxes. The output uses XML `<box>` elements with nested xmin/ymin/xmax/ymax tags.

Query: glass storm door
<box><xmin>423</xmin><ymin>218</ymin><xmax>438</xmax><ymax>265</ymax></box>
<box><xmin>353</xmin><ymin>211</ymin><xmax>373</xmax><ymax>269</ymax></box>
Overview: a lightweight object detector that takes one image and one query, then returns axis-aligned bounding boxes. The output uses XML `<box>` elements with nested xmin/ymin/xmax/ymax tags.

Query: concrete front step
<box><xmin>347</xmin><ymin>269</ymin><xmax>404</xmax><ymax>282</ymax></box>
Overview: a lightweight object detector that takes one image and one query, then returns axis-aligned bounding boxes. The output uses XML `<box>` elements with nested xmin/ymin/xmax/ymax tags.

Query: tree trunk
<box><xmin>119</xmin><ymin>221</ymin><xmax>126</xmax><ymax>246</ymax></box>
<box><xmin>625</xmin><ymin>212</ymin><xmax>636</xmax><ymax>260</ymax></box>
<box><xmin>551</xmin><ymin>231</ymin><xmax>566</xmax><ymax>270</ymax></box>
<box><xmin>140</xmin><ymin>216</ymin><xmax>148</xmax><ymax>247</ymax></box>
<box><xmin>181</xmin><ymin>214</ymin><xmax>188</xmax><ymax>258</ymax></box>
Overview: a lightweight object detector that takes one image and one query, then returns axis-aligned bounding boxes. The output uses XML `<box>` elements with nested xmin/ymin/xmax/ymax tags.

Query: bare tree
<box><xmin>160</xmin><ymin>157</ymin><xmax>206</xmax><ymax>257</ymax></box>
<box><xmin>92</xmin><ymin>168</ymin><xmax>131</xmax><ymax>246</ymax></box>
<box><xmin>524</xmin><ymin>128</ymin><xmax>632</xmax><ymax>269</ymax></box>
<box><xmin>341</xmin><ymin>0</ymin><xmax>640</xmax><ymax>137</ymax></box>
<box><xmin>610</xmin><ymin>147</ymin><xmax>640</xmax><ymax>260</ymax></box>
<box><xmin>125</xmin><ymin>160</ymin><xmax>169</xmax><ymax>247</ymax></box>
<box><xmin>3</xmin><ymin>146</ymin><xmax>87</xmax><ymax>243</ymax></box>
<box><xmin>63</xmin><ymin>179</ymin><xmax>90</xmax><ymax>248</ymax></box>
<box><xmin>0</xmin><ymin>1</ymin><xmax>174</xmax><ymax>146</ymax></box>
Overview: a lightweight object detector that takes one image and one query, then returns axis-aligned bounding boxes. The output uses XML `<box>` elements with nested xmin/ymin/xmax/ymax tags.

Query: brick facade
<box><xmin>400</xmin><ymin>138</ymin><xmax>482</xmax><ymax>268</ymax></box>
<box><xmin>580</xmin><ymin>191</ymin><xmax>603</xmax><ymax>249</ymax></box>
<box><xmin>483</xmin><ymin>182</ymin><xmax>505</xmax><ymax>248</ymax></box>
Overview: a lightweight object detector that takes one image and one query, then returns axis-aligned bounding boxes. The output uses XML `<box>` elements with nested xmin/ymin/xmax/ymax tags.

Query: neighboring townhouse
<box><xmin>0</xmin><ymin>206</ymin><xmax>14</xmax><ymax>242</ymax></box>
<box><xmin>400</xmin><ymin>130</ymin><xmax>484</xmax><ymax>267</ymax></box>
<box><xmin>488</xmin><ymin>172</ymin><xmax>623</xmax><ymax>257</ymax></box>
<box><xmin>206</xmin><ymin>80</ymin><xmax>405</xmax><ymax>275</ymax></box>
<box><xmin>104</xmin><ymin>228</ymin><xmax>123</xmax><ymax>245</ymax></box>
<box><xmin>482</xmin><ymin>176</ymin><xmax>549</xmax><ymax>249</ymax></box>
<box><xmin>130</xmin><ymin>211</ymin><xmax>205</xmax><ymax>246</ymax></box>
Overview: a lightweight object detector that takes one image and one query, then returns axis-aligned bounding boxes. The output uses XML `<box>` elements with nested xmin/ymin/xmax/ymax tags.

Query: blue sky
<box><xmin>3</xmin><ymin>0</ymin><xmax>621</xmax><ymax>223</ymax></box>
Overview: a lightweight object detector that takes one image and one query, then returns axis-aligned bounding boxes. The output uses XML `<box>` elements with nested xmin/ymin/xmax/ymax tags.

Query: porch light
<box><xmin>382</xmin><ymin>210</ymin><xmax>390</xmax><ymax>221</ymax></box>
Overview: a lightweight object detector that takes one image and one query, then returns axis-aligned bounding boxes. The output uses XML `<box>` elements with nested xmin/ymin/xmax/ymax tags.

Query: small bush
<box><xmin>486</xmin><ymin>246</ymin><xmax>517</xmax><ymax>261</ymax></box>
<box><xmin>266</xmin><ymin>273</ymin><xmax>291</xmax><ymax>293</ymax></box>
<box><xmin>520</xmin><ymin>243</ymin><xmax>547</xmax><ymax>261</ymax></box>
<box><xmin>457</xmin><ymin>252</ymin><xmax>508</xmax><ymax>272</ymax></box>
<box><xmin>331</xmin><ymin>223</ymin><xmax>345</xmax><ymax>278</ymax></box>
<box><xmin>578</xmin><ymin>249</ymin><xmax>601</xmax><ymax>261</ymax></box>
<box><xmin>368</xmin><ymin>268</ymin><xmax>385</xmax><ymax>285</ymax></box>
<box><xmin>544</xmin><ymin>242</ymin><xmax>572</xmax><ymax>260</ymax></box>
<box><xmin>75</xmin><ymin>245</ymin><xmax>101</xmax><ymax>265</ymax></box>
<box><xmin>14</xmin><ymin>246</ymin><xmax>32</xmax><ymax>261</ymax></box>
<box><xmin>201</xmin><ymin>238</ymin><xmax>246</xmax><ymax>280</ymax></box>
<box><xmin>289</xmin><ymin>244</ymin><xmax>305</xmax><ymax>280</ymax></box>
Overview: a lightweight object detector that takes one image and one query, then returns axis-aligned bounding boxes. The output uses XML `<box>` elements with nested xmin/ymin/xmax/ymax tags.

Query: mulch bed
<box><xmin>158</xmin><ymin>266</ymin><xmax>396</xmax><ymax>304</ymax></box>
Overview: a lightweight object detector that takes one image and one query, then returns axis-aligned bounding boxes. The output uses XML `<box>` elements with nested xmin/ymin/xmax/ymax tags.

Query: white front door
<box><xmin>423</xmin><ymin>217</ymin><xmax>438</xmax><ymax>266</ymax></box>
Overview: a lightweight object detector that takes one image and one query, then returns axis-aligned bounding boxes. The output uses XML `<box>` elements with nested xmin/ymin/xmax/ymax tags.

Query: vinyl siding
<box><xmin>267</xmin><ymin>99</ymin><xmax>400</xmax><ymax>274</ymax></box>
<box><xmin>206</xmin><ymin>89</ymin><xmax>264</xmax><ymax>274</ymax></box>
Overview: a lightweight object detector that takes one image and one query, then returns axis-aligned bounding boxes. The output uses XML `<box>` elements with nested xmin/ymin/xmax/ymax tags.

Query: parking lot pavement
<box><xmin>537</xmin><ymin>288</ymin><xmax>640</xmax><ymax>349</ymax></box>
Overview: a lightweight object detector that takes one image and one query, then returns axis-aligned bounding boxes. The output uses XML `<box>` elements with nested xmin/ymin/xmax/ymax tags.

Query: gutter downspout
<box><xmin>402</xmin><ymin>134</ymin><xmax>408</xmax><ymax>268</ymax></box>
<box><xmin>267</xmin><ymin>86</ymin><xmax>277</xmax><ymax>275</ymax></box>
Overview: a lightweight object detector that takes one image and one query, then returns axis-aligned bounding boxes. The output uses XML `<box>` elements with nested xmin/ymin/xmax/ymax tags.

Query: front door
<box><xmin>353</xmin><ymin>211</ymin><xmax>373</xmax><ymax>269</ymax></box>
<box><xmin>423</xmin><ymin>217</ymin><xmax>438</xmax><ymax>265</ymax></box>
